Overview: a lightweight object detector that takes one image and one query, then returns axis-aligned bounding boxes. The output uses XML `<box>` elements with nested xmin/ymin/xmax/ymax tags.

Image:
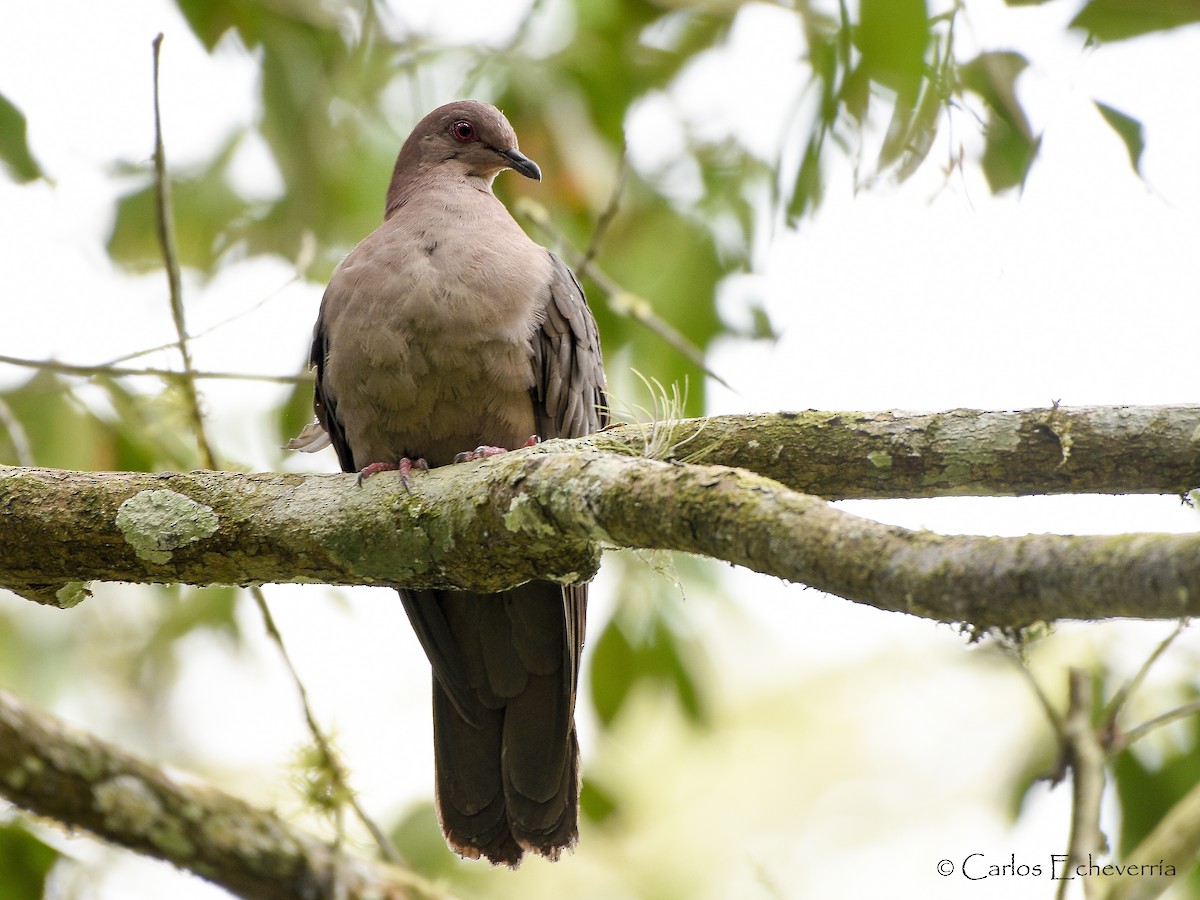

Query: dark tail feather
<box><xmin>502</xmin><ymin>669</ymin><xmax>580</xmax><ymax>857</ymax></box>
<box><xmin>431</xmin><ymin>682</ymin><xmax>523</xmax><ymax>867</ymax></box>
<box><xmin>409</xmin><ymin>584</ymin><xmax>584</xmax><ymax>866</ymax></box>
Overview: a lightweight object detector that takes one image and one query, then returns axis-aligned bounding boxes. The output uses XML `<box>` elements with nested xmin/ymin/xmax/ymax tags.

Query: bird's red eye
<box><xmin>451</xmin><ymin>120</ymin><xmax>476</xmax><ymax>142</ymax></box>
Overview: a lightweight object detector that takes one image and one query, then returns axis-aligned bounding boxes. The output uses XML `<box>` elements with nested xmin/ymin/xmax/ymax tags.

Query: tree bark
<box><xmin>599</xmin><ymin>404</ymin><xmax>1200</xmax><ymax>499</ymax></box>
<box><xmin>2</xmin><ymin>405</ymin><xmax>1198</xmax><ymax>627</ymax></box>
<box><xmin>0</xmin><ymin>689</ymin><xmax>449</xmax><ymax>900</ymax></box>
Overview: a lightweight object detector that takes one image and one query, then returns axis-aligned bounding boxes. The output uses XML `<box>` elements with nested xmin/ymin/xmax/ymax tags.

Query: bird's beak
<box><xmin>500</xmin><ymin>148</ymin><xmax>542</xmax><ymax>182</ymax></box>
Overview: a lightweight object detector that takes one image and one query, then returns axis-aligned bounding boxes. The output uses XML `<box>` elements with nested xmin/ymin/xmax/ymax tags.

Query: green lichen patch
<box><xmin>54</xmin><ymin>582</ymin><xmax>91</xmax><ymax>608</ymax></box>
<box><xmin>503</xmin><ymin>493</ymin><xmax>558</xmax><ymax>538</ymax></box>
<box><xmin>94</xmin><ymin>775</ymin><xmax>161</xmax><ymax>835</ymax></box>
<box><xmin>867</xmin><ymin>450</ymin><xmax>893</xmax><ymax>470</ymax></box>
<box><xmin>3</xmin><ymin>755</ymin><xmax>44</xmax><ymax>792</ymax></box>
<box><xmin>115</xmin><ymin>490</ymin><xmax>219</xmax><ymax>564</ymax></box>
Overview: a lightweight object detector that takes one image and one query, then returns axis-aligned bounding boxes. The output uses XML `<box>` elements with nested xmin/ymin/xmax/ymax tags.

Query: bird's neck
<box><xmin>385</xmin><ymin>165</ymin><xmax>497</xmax><ymax>220</ymax></box>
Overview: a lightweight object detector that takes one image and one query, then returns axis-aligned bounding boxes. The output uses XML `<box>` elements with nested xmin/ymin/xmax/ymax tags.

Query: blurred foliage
<box><xmin>0</xmin><ymin>822</ymin><xmax>58</xmax><ymax>900</ymax></box>
<box><xmin>0</xmin><ymin>91</ymin><xmax>43</xmax><ymax>184</ymax></box>
<box><xmin>590</xmin><ymin>555</ymin><xmax>711</xmax><ymax>728</ymax></box>
<box><xmin>1071</xmin><ymin>0</ymin><xmax>1200</xmax><ymax>41</ymax></box>
<box><xmin>1114</xmin><ymin>704</ymin><xmax>1200</xmax><ymax>896</ymax></box>
<box><xmin>0</xmin><ymin>370</ymin><xmax>202</xmax><ymax>472</ymax></box>
<box><xmin>1095</xmin><ymin>100</ymin><xmax>1146</xmax><ymax>176</ymax></box>
<box><xmin>67</xmin><ymin>0</ymin><xmax>1167</xmax><ymax>408</ymax></box>
<box><xmin>959</xmin><ymin>51</ymin><xmax>1040</xmax><ymax>193</ymax></box>
<box><xmin>1005</xmin><ymin>657</ymin><xmax>1200</xmax><ymax>893</ymax></box>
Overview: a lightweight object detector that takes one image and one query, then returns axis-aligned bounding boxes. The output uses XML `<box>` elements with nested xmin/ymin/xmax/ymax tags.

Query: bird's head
<box><xmin>394</xmin><ymin>100</ymin><xmax>541</xmax><ymax>191</ymax></box>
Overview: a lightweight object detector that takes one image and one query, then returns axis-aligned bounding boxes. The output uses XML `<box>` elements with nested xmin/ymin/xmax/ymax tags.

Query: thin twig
<box><xmin>101</xmin><ymin>266</ymin><xmax>309</xmax><ymax>368</ymax></box>
<box><xmin>249</xmin><ymin>588</ymin><xmax>403</xmax><ymax>866</ymax></box>
<box><xmin>1121</xmin><ymin>698</ymin><xmax>1200</xmax><ymax>750</ymax></box>
<box><xmin>1012</xmin><ymin>656</ymin><xmax>1066</xmax><ymax>743</ymax></box>
<box><xmin>1102</xmin><ymin>620</ymin><xmax>1188</xmax><ymax>735</ymax></box>
<box><xmin>0</xmin><ymin>352</ymin><xmax>309</xmax><ymax>385</ymax></box>
<box><xmin>1060</xmin><ymin>668</ymin><xmax>1107</xmax><ymax>900</ymax></box>
<box><xmin>581</xmin><ymin>151</ymin><xmax>627</xmax><ymax>269</ymax></box>
<box><xmin>151</xmin><ymin>34</ymin><xmax>215</xmax><ymax>470</ymax></box>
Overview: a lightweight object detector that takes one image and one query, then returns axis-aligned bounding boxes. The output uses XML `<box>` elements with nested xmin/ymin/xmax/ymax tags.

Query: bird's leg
<box><xmin>453</xmin><ymin>435</ymin><xmax>541</xmax><ymax>464</ymax></box>
<box><xmin>357</xmin><ymin>457</ymin><xmax>429</xmax><ymax>490</ymax></box>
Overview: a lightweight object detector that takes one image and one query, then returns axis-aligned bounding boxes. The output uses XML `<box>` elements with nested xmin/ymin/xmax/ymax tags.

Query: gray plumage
<box><xmin>295</xmin><ymin>100</ymin><xmax>607</xmax><ymax>866</ymax></box>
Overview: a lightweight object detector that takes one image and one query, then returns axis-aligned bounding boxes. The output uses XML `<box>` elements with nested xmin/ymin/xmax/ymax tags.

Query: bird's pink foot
<box><xmin>452</xmin><ymin>436</ymin><xmax>542</xmax><ymax>464</ymax></box>
<box><xmin>358</xmin><ymin>461</ymin><xmax>399</xmax><ymax>482</ymax></box>
<box><xmin>453</xmin><ymin>445</ymin><xmax>509</xmax><ymax>464</ymax></box>
<box><xmin>357</xmin><ymin>457</ymin><xmax>428</xmax><ymax>490</ymax></box>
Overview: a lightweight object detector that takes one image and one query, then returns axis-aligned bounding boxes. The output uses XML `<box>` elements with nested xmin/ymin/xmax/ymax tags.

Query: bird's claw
<box><xmin>453</xmin><ymin>445</ymin><xmax>509</xmax><ymax>464</ymax></box>
<box><xmin>452</xmin><ymin>437</ymin><xmax>542</xmax><ymax>464</ymax></box>
<box><xmin>357</xmin><ymin>457</ymin><xmax>428</xmax><ymax>491</ymax></box>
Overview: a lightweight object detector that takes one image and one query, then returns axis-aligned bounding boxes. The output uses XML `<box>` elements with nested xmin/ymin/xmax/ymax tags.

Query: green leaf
<box><xmin>1114</xmin><ymin>710</ymin><xmax>1200</xmax><ymax>850</ymax></box>
<box><xmin>590</xmin><ymin>614</ymin><xmax>638</xmax><ymax>726</ymax></box>
<box><xmin>1071</xmin><ymin>0</ymin><xmax>1200</xmax><ymax>42</ymax></box>
<box><xmin>589</xmin><ymin>595</ymin><xmax>708</xmax><ymax>728</ymax></box>
<box><xmin>579</xmin><ymin>777</ymin><xmax>619</xmax><ymax>825</ymax></box>
<box><xmin>652</xmin><ymin>616</ymin><xmax>704</xmax><ymax>724</ymax></box>
<box><xmin>0</xmin><ymin>372</ymin><xmax>113</xmax><ymax>470</ymax></box>
<box><xmin>0</xmin><ymin>92</ymin><xmax>44</xmax><ymax>183</ymax></box>
<box><xmin>787</xmin><ymin>135</ymin><xmax>824</xmax><ymax>224</ymax></box>
<box><xmin>857</xmin><ymin>0</ymin><xmax>930</xmax><ymax>97</ymax></box>
<box><xmin>960</xmin><ymin>52</ymin><xmax>1040</xmax><ymax>193</ymax></box>
<box><xmin>174</xmin><ymin>0</ymin><xmax>243</xmax><ymax>50</ymax></box>
<box><xmin>0</xmin><ymin>822</ymin><xmax>59</xmax><ymax>900</ymax></box>
<box><xmin>1112</xmin><ymin>711</ymin><xmax>1200</xmax><ymax>895</ymax></box>
<box><xmin>389</xmin><ymin>802</ymin><xmax>489</xmax><ymax>887</ymax></box>
<box><xmin>1095</xmin><ymin>101</ymin><xmax>1145</xmax><ymax>176</ymax></box>
<box><xmin>893</xmin><ymin>78</ymin><xmax>943</xmax><ymax>181</ymax></box>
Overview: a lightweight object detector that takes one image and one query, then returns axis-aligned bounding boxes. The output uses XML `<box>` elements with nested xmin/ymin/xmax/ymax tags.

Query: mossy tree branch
<box><xmin>602</xmin><ymin>404</ymin><xmax>1200</xmax><ymax>499</ymax></box>
<box><xmin>2</xmin><ymin>406</ymin><xmax>1198</xmax><ymax>626</ymax></box>
<box><xmin>0</xmin><ymin>689</ymin><xmax>449</xmax><ymax>900</ymax></box>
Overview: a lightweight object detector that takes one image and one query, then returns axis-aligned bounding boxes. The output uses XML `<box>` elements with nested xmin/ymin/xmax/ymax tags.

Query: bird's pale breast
<box><xmin>322</xmin><ymin>189</ymin><xmax>553</xmax><ymax>467</ymax></box>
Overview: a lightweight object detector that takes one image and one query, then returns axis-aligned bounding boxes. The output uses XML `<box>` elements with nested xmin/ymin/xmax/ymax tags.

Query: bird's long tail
<box><xmin>400</xmin><ymin>584</ymin><xmax>583</xmax><ymax>866</ymax></box>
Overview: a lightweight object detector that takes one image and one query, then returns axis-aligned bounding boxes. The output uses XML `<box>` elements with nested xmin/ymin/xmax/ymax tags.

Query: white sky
<box><xmin>1</xmin><ymin>1</ymin><xmax>1199</xmax><ymax>898</ymax></box>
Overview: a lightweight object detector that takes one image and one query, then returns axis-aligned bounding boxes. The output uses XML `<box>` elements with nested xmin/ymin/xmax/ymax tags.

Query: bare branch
<box><xmin>1119</xmin><ymin>699</ymin><xmax>1200</xmax><ymax>751</ymax></box>
<box><xmin>0</xmin><ymin>353</ymin><xmax>310</xmax><ymax>385</ymax></box>
<box><xmin>1059</xmin><ymin>669</ymin><xmax>1107</xmax><ymax>900</ymax></box>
